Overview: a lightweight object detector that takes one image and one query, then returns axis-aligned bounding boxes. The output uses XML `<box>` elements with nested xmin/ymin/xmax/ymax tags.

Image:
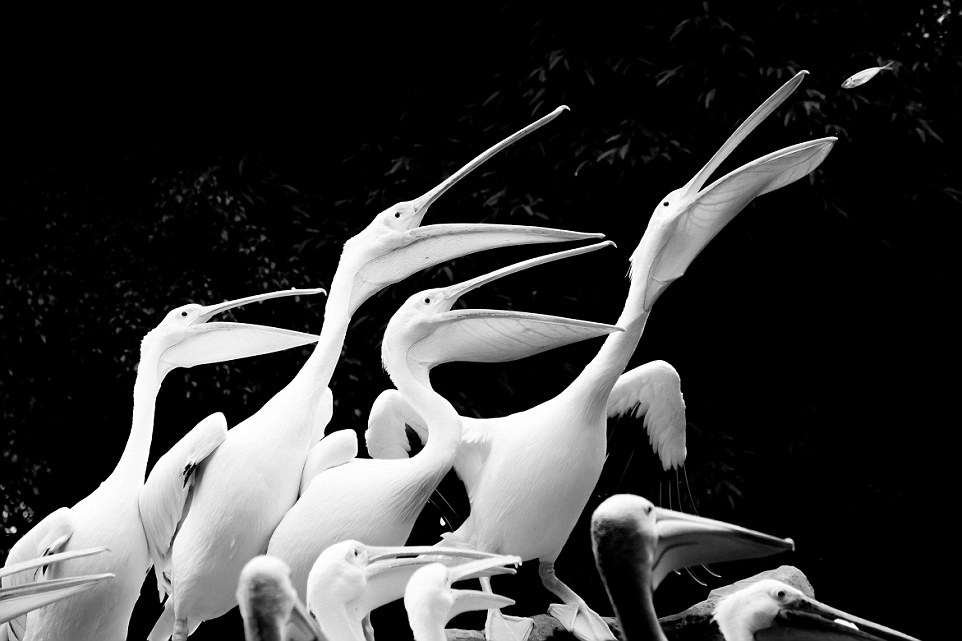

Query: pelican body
<box><xmin>268</xmin><ymin>241</ymin><xmax>623</xmax><ymax>600</ymax></box>
<box><xmin>148</xmin><ymin>106</ymin><xmax>608</xmax><ymax>640</ymax></box>
<box><xmin>0</xmin><ymin>288</ymin><xmax>324</xmax><ymax>641</ymax></box>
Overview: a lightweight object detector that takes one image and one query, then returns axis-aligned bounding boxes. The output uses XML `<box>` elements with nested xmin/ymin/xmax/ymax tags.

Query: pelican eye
<box><xmin>662</xmin><ymin>201</ymin><xmax>669</xmax><ymax>207</ymax></box>
<box><xmin>180</xmin><ymin>311</ymin><xmax>188</xmax><ymax>318</ymax></box>
<box><xmin>776</xmin><ymin>589</ymin><xmax>786</xmax><ymax>599</ymax></box>
<box><xmin>394</xmin><ymin>212</ymin><xmax>401</xmax><ymax>218</ymax></box>
<box><xmin>423</xmin><ymin>297</ymin><xmax>431</xmax><ymax>305</ymax></box>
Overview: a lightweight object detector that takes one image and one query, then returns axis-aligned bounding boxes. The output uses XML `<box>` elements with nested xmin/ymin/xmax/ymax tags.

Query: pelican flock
<box><xmin>0</xmin><ymin>65</ymin><xmax>922</xmax><ymax>641</ymax></box>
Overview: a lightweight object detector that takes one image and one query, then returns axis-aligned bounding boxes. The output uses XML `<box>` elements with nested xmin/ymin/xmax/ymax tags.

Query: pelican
<box><xmin>267</xmin><ymin>240</ymin><xmax>622</xmax><ymax>605</ymax></box>
<box><xmin>0</xmin><ymin>288</ymin><xmax>324</xmax><ymax>641</ymax></box>
<box><xmin>363</xmin><ymin>70</ymin><xmax>836</xmax><ymax>641</ymax></box>
<box><xmin>713</xmin><ymin>578</ymin><xmax>921</xmax><ymax>641</ymax></box>
<box><xmin>306</xmin><ymin>540</ymin><xmax>517</xmax><ymax>641</ymax></box>
<box><xmin>404</xmin><ymin>556</ymin><xmax>520</xmax><ymax>641</ymax></box>
<box><xmin>590</xmin><ymin>494</ymin><xmax>793</xmax><ymax>641</ymax></box>
<box><xmin>0</xmin><ymin>547</ymin><xmax>114</xmax><ymax>628</ymax></box>
<box><xmin>236</xmin><ymin>555</ymin><xmax>325</xmax><ymax>641</ymax></box>
<box><xmin>146</xmin><ymin>106</ymin><xmax>608</xmax><ymax>641</ymax></box>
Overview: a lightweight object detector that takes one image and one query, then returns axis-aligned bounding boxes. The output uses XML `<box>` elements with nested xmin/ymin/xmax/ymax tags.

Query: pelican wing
<box><xmin>365</xmin><ymin>389</ymin><xmax>428</xmax><ymax>460</ymax></box>
<box><xmin>606</xmin><ymin>361</ymin><xmax>687</xmax><ymax>471</ymax></box>
<box><xmin>652</xmin><ymin>137</ymin><xmax>836</xmax><ymax>285</ymax></box>
<box><xmin>411</xmin><ymin>310</ymin><xmax>622</xmax><ymax>368</ymax></box>
<box><xmin>299</xmin><ymin>429</ymin><xmax>359</xmax><ymax>495</ymax></box>
<box><xmin>0</xmin><ymin>573</ymin><xmax>114</xmax><ymax>625</ymax></box>
<box><xmin>138</xmin><ymin>412</ymin><xmax>228</xmax><ymax>601</ymax></box>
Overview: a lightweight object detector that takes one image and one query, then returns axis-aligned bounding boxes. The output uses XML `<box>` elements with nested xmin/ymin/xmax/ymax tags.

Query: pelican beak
<box><xmin>0</xmin><ymin>573</ymin><xmax>114</xmax><ymax>624</ymax></box>
<box><xmin>681</xmin><ymin>71</ymin><xmax>809</xmax><ymax>196</ymax></box>
<box><xmin>758</xmin><ymin>593</ymin><xmax>922</xmax><ymax>641</ymax></box>
<box><xmin>407</xmin><ymin>105</ymin><xmax>569</xmax><ymax>225</ymax></box>
<box><xmin>406</xmin><ymin>242</ymin><xmax>623</xmax><ymax>367</ymax></box>
<box><xmin>0</xmin><ymin>547</ymin><xmax>109</xmax><ymax>581</ymax></box>
<box><xmin>358</xmin><ymin>547</ymin><xmax>515</xmax><ymax>615</ymax></box>
<box><xmin>651</xmin><ymin>507</ymin><xmax>793</xmax><ymax>590</ymax></box>
<box><xmin>349</xmin><ymin>224</ymin><xmax>605</xmax><ymax>315</ymax></box>
<box><xmin>161</xmin><ymin>287</ymin><xmax>326</xmax><ymax>371</ymax></box>
<box><xmin>365</xmin><ymin>546</ymin><xmax>518</xmax><ymax>580</ymax></box>
<box><xmin>192</xmin><ymin>287</ymin><xmax>326</xmax><ymax>324</ymax></box>
<box><xmin>446</xmin><ymin>555</ymin><xmax>521</xmax><ymax>585</ymax></box>
<box><xmin>448</xmin><ymin>589</ymin><xmax>516</xmax><ymax>620</ymax></box>
<box><xmin>288</xmin><ymin>596</ymin><xmax>327</xmax><ymax>641</ymax></box>
<box><xmin>635</xmin><ymin>70</ymin><xmax>836</xmax><ymax>311</ymax></box>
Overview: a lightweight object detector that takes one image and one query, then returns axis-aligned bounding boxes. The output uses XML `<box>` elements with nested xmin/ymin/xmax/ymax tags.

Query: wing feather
<box><xmin>607</xmin><ymin>361</ymin><xmax>687</xmax><ymax>471</ymax></box>
<box><xmin>138</xmin><ymin>412</ymin><xmax>227</xmax><ymax>601</ymax></box>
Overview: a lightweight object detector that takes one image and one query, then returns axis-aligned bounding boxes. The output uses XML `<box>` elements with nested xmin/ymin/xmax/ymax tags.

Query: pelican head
<box><xmin>714</xmin><ymin>578</ymin><xmax>921</xmax><ymax>641</ymax></box>
<box><xmin>333</xmin><ymin>106</ymin><xmax>607</xmax><ymax>315</ymax></box>
<box><xmin>307</xmin><ymin>540</ymin><xmax>518</xmax><ymax>641</ymax></box>
<box><xmin>591</xmin><ymin>494</ymin><xmax>793</xmax><ymax>641</ymax></box>
<box><xmin>381</xmin><ymin>240</ymin><xmax>624</xmax><ymax>379</ymax></box>
<box><xmin>404</xmin><ymin>556</ymin><xmax>520</xmax><ymax>641</ymax></box>
<box><xmin>632</xmin><ymin>70</ymin><xmax>836</xmax><ymax>310</ymax></box>
<box><xmin>142</xmin><ymin>287</ymin><xmax>326</xmax><ymax>381</ymax></box>
<box><xmin>237</xmin><ymin>555</ymin><xmax>324</xmax><ymax>641</ymax></box>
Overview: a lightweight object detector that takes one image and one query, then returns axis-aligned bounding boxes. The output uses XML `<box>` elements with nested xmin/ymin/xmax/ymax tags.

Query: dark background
<box><xmin>2</xmin><ymin>2</ymin><xmax>955</xmax><ymax>640</ymax></box>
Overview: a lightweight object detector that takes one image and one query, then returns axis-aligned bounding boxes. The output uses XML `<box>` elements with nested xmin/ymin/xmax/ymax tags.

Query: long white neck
<box><xmin>291</xmin><ymin>262</ymin><xmax>354</xmax><ymax>390</ymax></box>
<box><xmin>109</xmin><ymin>340</ymin><xmax>163</xmax><ymax>484</ymax></box>
<box><xmin>566</xmin><ymin>268</ymin><xmax>651</xmax><ymax>413</ymax></box>
<box><xmin>317</xmin><ymin>608</ymin><xmax>365</xmax><ymax>641</ymax></box>
<box><xmin>385</xmin><ymin>351</ymin><xmax>461</xmax><ymax>476</ymax></box>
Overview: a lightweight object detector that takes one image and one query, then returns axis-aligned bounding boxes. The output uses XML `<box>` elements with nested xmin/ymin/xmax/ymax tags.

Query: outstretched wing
<box><xmin>138</xmin><ymin>412</ymin><xmax>227</xmax><ymax>601</ymax></box>
<box><xmin>607</xmin><ymin>361</ymin><xmax>687</xmax><ymax>471</ymax></box>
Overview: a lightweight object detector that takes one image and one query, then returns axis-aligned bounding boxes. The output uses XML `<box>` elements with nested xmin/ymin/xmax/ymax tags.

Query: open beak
<box><xmin>351</xmin><ymin>224</ymin><xmax>606</xmax><ymax>315</ymax></box>
<box><xmin>357</xmin><ymin>546</ymin><xmax>518</xmax><ymax>615</ymax></box>
<box><xmin>407</xmin><ymin>105</ymin><xmax>569</xmax><ymax>225</ymax></box>
<box><xmin>681</xmin><ymin>71</ymin><xmax>809</xmax><ymax>196</ymax></box>
<box><xmin>0</xmin><ymin>573</ymin><xmax>114</xmax><ymax>624</ymax></box>
<box><xmin>161</xmin><ymin>287</ymin><xmax>326</xmax><ymax>370</ymax></box>
<box><xmin>407</xmin><ymin>241</ymin><xmax>624</xmax><ymax>367</ymax></box>
<box><xmin>651</xmin><ymin>507</ymin><xmax>793</xmax><ymax>590</ymax></box>
<box><xmin>758</xmin><ymin>594</ymin><xmax>922</xmax><ymax>641</ymax></box>
<box><xmin>636</xmin><ymin>70</ymin><xmax>836</xmax><ymax>310</ymax></box>
<box><xmin>0</xmin><ymin>547</ymin><xmax>109</xmax><ymax>581</ymax></box>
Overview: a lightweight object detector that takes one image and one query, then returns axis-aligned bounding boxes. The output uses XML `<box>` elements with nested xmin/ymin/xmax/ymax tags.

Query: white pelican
<box><xmin>146</xmin><ymin>106</ymin><xmax>608</xmax><ymax>641</ymax></box>
<box><xmin>713</xmin><ymin>578</ymin><xmax>921</xmax><ymax>641</ymax></box>
<box><xmin>0</xmin><ymin>547</ymin><xmax>113</xmax><ymax>628</ymax></box>
<box><xmin>404</xmin><ymin>556</ymin><xmax>520</xmax><ymax>641</ymax></box>
<box><xmin>0</xmin><ymin>288</ymin><xmax>324</xmax><ymax>641</ymax></box>
<box><xmin>236</xmin><ymin>555</ymin><xmax>325</xmax><ymax>641</ymax></box>
<box><xmin>306</xmin><ymin>540</ymin><xmax>517</xmax><ymax>641</ymax></box>
<box><xmin>590</xmin><ymin>494</ymin><xmax>793</xmax><ymax>641</ymax></box>
<box><xmin>364</xmin><ymin>70</ymin><xmax>836</xmax><ymax>641</ymax></box>
<box><xmin>267</xmin><ymin>240</ymin><xmax>622</xmax><ymax>605</ymax></box>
